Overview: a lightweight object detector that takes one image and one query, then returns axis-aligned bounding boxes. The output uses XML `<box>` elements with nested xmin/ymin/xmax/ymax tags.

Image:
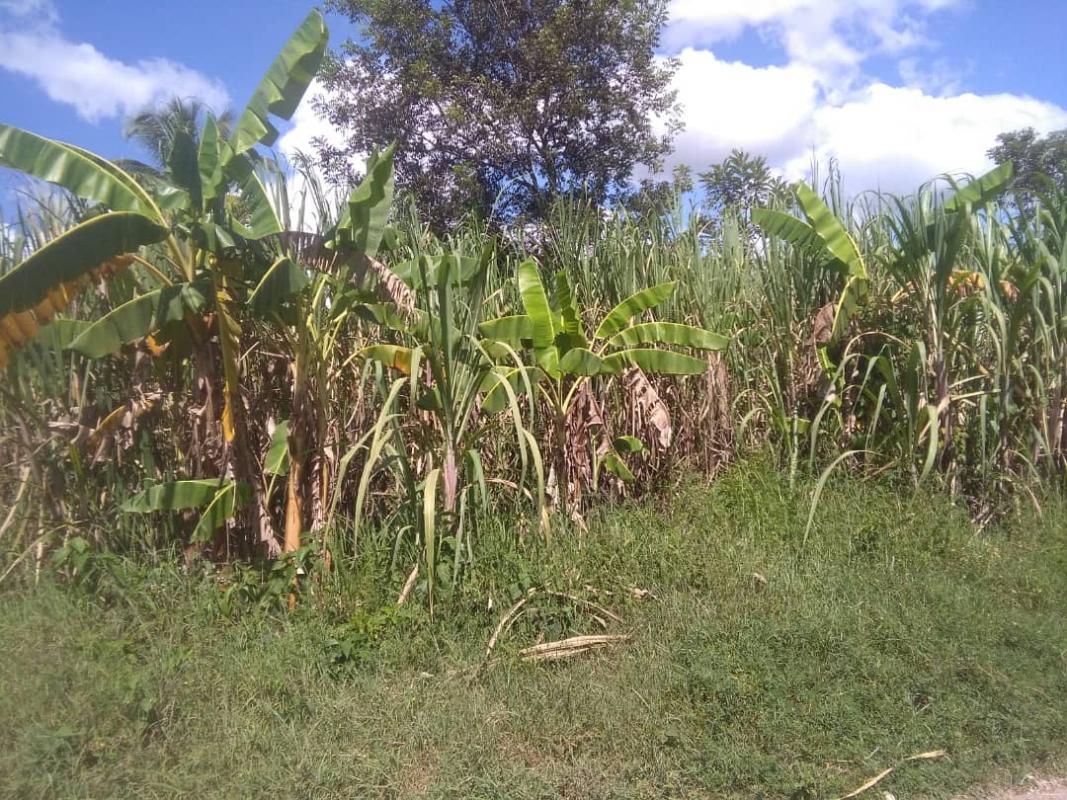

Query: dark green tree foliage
<box><xmin>625</xmin><ymin>164</ymin><xmax>693</xmax><ymax>218</ymax></box>
<box><xmin>699</xmin><ymin>149</ymin><xmax>790</xmax><ymax>217</ymax></box>
<box><xmin>124</xmin><ymin>98</ymin><xmax>234</xmax><ymax>170</ymax></box>
<box><xmin>987</xmin><ymin>127</ymin><xmax>1067</xmax><ymax>197</ymax></box>
<box><xmin>316</xmin><ymin>0</ymin><xmax>681</xmax><ymax>227</ymax></box>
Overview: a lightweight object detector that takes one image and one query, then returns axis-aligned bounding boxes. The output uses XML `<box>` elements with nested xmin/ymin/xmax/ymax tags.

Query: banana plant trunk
<box><xmin>284</xmin><ymin>333</ymin><xmax>310</xmax><ymax>553</ymax></box>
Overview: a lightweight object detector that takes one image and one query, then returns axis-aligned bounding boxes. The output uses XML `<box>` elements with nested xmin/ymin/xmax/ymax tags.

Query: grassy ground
<box><xmin>3</xmin><ymin>460</ymin><xmax>1067</xmax><ymax>799</ymax></box>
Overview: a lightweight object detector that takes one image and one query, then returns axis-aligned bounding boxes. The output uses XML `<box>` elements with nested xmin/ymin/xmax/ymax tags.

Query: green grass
<box><xmin>3</xmin><ymin>459</ymin><xmax>1067</xmax><ymax>799</ymax></box>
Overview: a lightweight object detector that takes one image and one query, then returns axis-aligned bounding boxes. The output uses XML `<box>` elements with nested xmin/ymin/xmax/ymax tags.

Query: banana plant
<box><xmin>358</xmin><ymin>245</ymin><xmax>544</xmax><ymax>608</ymax></box>
<box><xmin>259</xmin><ymin>144</ymin><xmax>402</xmax><ymax>556</ymax></box>
<box><xmin>752</xmin><ymin>182</ymin><xmax>870</xmax><ymax>352</ymax></box>
<box><xmin>479</xmin><ymin>261</ymin><xmax>728</xmax><ymax>506</ymax></box>
<box><xmin>0</xmin><ymin>10</ymin><xmax>329</xmax><ymax>557</ymax></box>
<box><xmin>0</xmin><ymin>213</ymin><xmax>168</xmax><ymax>369</ymax></box>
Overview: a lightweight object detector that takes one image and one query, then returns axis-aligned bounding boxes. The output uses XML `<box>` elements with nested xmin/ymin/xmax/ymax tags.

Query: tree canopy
<box><xmin>700</xmin><ymin>149</ymin><xmax>790</xmax><ymax>218</ymax></box>
<box><xmin>315</xmin><ymin>0</ymin><xmax>681</xmax><ymax>228</ymax></box>
<box><xmin>987</xmin><ymin>127</ymin><xmax>1067</xmax><ymax>198</ymax></box>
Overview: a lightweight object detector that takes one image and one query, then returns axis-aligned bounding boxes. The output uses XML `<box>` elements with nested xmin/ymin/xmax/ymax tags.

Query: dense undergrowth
<box><xmin>1</xmin><ymin>9</ymin><xmax>1066</xmax><ymax>799</ymax></box>
<box><xmin>1</xmin><ymin>10</ymin><xmax>1066</xmax><ymax>595</ymax></box>
<box><xmin>3</xmin><ymin>461</ymin><xmax>1067</xmax><ymax>799</ymax></box>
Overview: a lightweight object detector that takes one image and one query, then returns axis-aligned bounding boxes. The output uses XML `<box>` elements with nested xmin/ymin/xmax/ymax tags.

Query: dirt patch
<box><xmin>959</xmin><ymin>778</ymin><xmax>1067</xmax><ymax>800</ymax></box>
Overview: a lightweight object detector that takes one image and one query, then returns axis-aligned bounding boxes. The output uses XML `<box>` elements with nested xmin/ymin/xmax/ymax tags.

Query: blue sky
<box><xmin>1</xmin><ymin>0</ymin><xmax>1065</xmax><ymax>197</ymax></box>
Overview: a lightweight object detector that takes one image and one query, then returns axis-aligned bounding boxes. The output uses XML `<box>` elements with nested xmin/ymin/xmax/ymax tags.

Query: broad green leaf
<box><xmin>602</xmin><ymin>348</ymin><xmax>707</xmax><ymax>375</ymax></box>
<box><xmin>601</xmin><ymin>450</ymin><xmax>635</xmax><ymax>482</ymax></box>
<box><xmin>167</xmin><ymin>130</ymin><xmax>202</xmax><ymax>211</ymax></box>
<box><xmin>132</xmin><ymin>171</ymin><xmax>189</xmax><ymax>214</ymax></box>
<box><xmin>558</xmin><ymin>347</ymin><xmax>614</xmax><ymax>376</ymax></box>
<box><xmin>795</xmin><ymin>183</ymin><xmax>866</xmax><ymax>280</ymax></box>
<box><xmin>198</xmin><ymin>114</ymin><xmax>224</xmax><ymax>203</ymax></box>
<box><xmin>230</xmin><ymin>10</ymin><xmax>329</xmax><ymax>155</ymax></box>
<box><xmin>554</xmin><ymin>271</ymin><xmax>584</xmax><ymax>337</ymax></box>
<box><xmin>613</xmin><ymin>435</ymin><xmax>645</xmax><ymax>454</ymax></box>
<box><xmin>191</xmin><ymin>481</ymin><xmax>250</xmax><ymax>543</ymax></box>
<box><xmin>68</xmin><ymin>290</ymin><xmax>162</xmax><ymax>358</ymax></box>
<box><xmin>751</xmin><ymin>207</ymin><xmax>818</xmax><ymax>248</ymax></box>
<box><xmin>360</xmin><ymin>344</ymin><xmax>413</xmax><ymax>375</ymax></box>
<box><xmin>123</xmin><ymin>478</ymin><xmax>243</xmax><ymax>512</ymax></box>
<box><xmin>228</xmin><ymin>154</ymin><xmax>283</xmax><ymax>239</ymax></box>
<box><xmin>0</xmin><ymin>125</ymin><xmax>159</xmax><ymax>218</ymax></box>
<box><xmin>0</xmin><ymin>212</ymin><xmax>168</xmax><ymax>318</ymax></box>
<box><xmin>264</xmin><ymin>420</ymin><xmax>290</xmax><ymax>476</ymax></box>
<box><xmin>249</xmin><ymin>257</ymin><xmax>310</xmax><ymax>313</ymax></box>
<box><xmin>595</xmin><ymin>282</ymin><xmax>676</xmax><ymax>340</ymax></box>
<box><xmin>830</xmin><ymin>276</ymin><xmax>869</xmax><ymax>344</ymax></box>
<box><xmin>32</xmin><ymin>319</ymin><xmax>91</xmax><ymax>351</ymax></box>
<box><xmin>478</xmin><ymin>314</ymin><xmax>532</xmax><ymax>345</ymax></box>
<box><xmin>343</xmin><ymin>145</ymin><xmax>395</xmax><ymax>258</ymax></box>
<box><xmin>607</xmin><ymin>322</ymin><xmax>728</xmax><ymax>351</ymax></box>
<box><xmin>353</xmin><ymin>301</ymin><xmax>416</xmax><ymax>332</ymax></box>
<box><xmin>517</xmin><ymin>261</ymin><xmax>555</xmax><ymax>349</ymax></box>
<box><xmin>943</xmin><ymin>161</ymin><xmax>1014</xmax><ymax>213</ymax></box>
<box><xmin>554</xmin><ymin>330</ymin><xmax>589</xmax><ymax>358</ymax></box>
<box><xmin>480</xmin><ymin>366</ymin><xmax>537</xmax><ymax>414</ymax></box>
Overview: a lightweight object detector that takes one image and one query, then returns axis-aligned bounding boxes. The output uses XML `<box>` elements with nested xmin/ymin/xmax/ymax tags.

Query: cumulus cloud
<box><xmin>665</xmin><ymin>0</ymin><xmax>959</xmax><ymax>71</ymax></box>
<box><xmin>277</xmin><ymin>81</ymin><xmax>347</xmax><ymax>160</ymax></box>
<box><xmin>782</xmin><ymin>86</ymin><xmax>1067</xmax><ymax>191</ymax></box>
<box><xmin>661</xmin><ymin>0</ymin><xmax>1067</xmax><ymax>194</ymax></box>
<box><xmin>0</xmin><ymin>0</ymin><xmax>229</xmax><ymax>123</ymax></box>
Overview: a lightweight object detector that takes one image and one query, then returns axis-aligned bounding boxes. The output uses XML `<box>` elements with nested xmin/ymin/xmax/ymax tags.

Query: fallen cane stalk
<box><xmin>476</xmin><ymin>588</ymin><xmax>627</xmax><ymax>678</ymax></box>
<box><xmin>831</xmin><ymin>749</ymin><xmax>947</xmax><ymax>800</ymax></box>
<box><xmin>519</xmin><ymin>634</ymin><xmax>631</xmax><ymax>663</ymax></box>
<box><xmin>397</xmin><ymin>564</ymin><xmax>419</xmax><ymax>605</ymax></box>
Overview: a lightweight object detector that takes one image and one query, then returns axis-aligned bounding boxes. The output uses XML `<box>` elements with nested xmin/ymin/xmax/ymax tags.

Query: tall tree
<box><xmin>987</xmin><ymin>127</ymin><xmax>1067</xmax><ymax>198</ymax></box>
<box><xmin>315</xmin><ymin>0</ymin><xmax>681</xmax><ymax>227</ymax></box>
<box><xmin>124</xmin><ymin>98</ymin><xmax>233</xmax><ymax>170</ymax></box>
<box><xmin>700</xmin><ymin>149</ymin><xmax>790</xmax><ymax>217</ymax></box>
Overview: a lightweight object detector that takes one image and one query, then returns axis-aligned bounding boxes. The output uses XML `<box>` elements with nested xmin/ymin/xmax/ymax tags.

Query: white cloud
<box><xmin>0</xmin><ymin>0</ymin><xmax>56</xmax><ymax>25</ymax></box>
<box><xmin>0</xmin><ymin>1</ymin><xmax>229</xmax><ymax>123</ymax></box>
<box><xmin>274</xmin><ymin>83</ymin><xmax>356</xmax><ymax>231</ymax></box>
<box><xmin>277</xmin><ymin>81</ymin><xmax>347</xmax><ymax>160</ymax></box>
<box><xmin>665</xmin><ymin>0</ymin><xmax>959</xmax><ymax>71</ymax></box>
<box><xmin>782</xmin><ymin>86</ymin><xmax>1067</xmax><ymax>192</ymax></box>
<box><xmin>664</xmin><ymin>49</ymin><xmax>820</xmax><ymax>171</ymax></box>
<box><xmin>661</xmin><ymin>0</ymin><xmax>1067</xmax><ymax>195</ymax></box>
